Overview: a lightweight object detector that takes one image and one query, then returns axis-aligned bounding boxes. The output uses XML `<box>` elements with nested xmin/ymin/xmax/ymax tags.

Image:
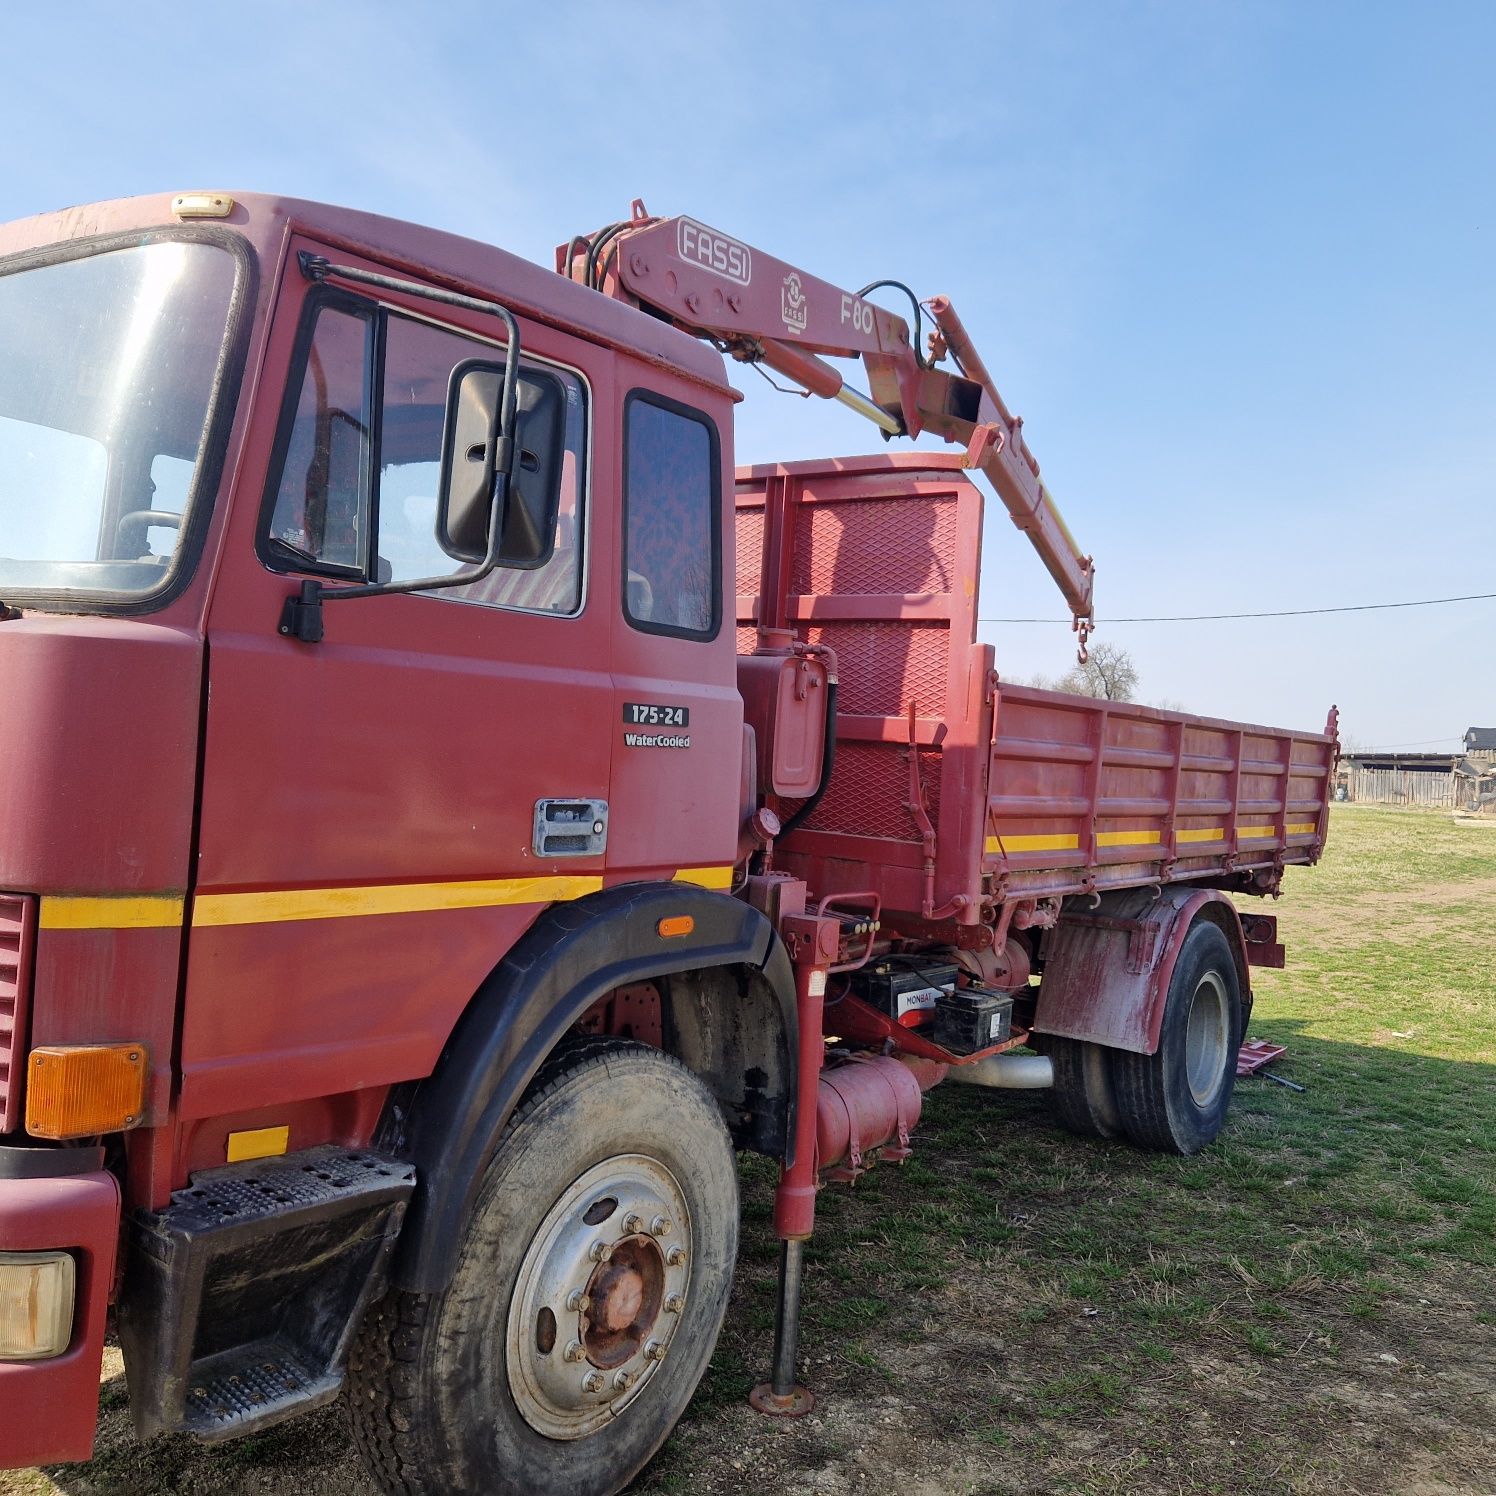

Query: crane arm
<box><xmin>558</xmin><ymin>201</ymin><xmax>1096</xmax><ymax>651</ymax></box>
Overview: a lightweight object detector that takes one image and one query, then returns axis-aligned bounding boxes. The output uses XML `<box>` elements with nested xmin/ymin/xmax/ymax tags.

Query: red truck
<box><xmin>0</xmin><ymin>191</ymin><xmax>1336</xmax><ymax>1493</ymax></box>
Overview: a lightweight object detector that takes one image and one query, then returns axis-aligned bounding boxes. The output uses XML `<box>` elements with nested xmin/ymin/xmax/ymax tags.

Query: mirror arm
<box><xmin>280</xmin><ymin>256</ymin><xmax>524</xmax><ymax>644</ymax></box>
<box><xmin>276</xmin><ymin>473</ymin><xmax>513</xmax><ymax>643</ymax></box>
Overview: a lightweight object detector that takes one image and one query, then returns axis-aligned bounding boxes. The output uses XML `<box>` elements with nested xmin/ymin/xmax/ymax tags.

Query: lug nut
<box><xmin>665</xmin><ymin>1245</ymin><xmax>687</xmax><ymax>1267</ymax></box>
<box><xmin>649</xmin><ymin>1215</ymin><xmax>672</xmax><ymax>1237</ymax></box>
<box><xmin>563</xmin><ymin>1339</ymin><xmax>585</xmax><ymax>1363</ymax></box>
<box><xmin>621</xmin><ymin>1212</ymin><xmax>643</xmax><ymax>1234</ymax></box>
<box><xmin>613</xmin><ymin>1369</ymin><xmax>636</xmax><ymax>1391</ymax></box>
<box><xmin>664</xmin><ymin>1292</ymin><xmax>684</xmax><ymax>1313</ymax></box>
<box><xmin>581</xmin><ymin>1371</ymin><xmax>605</xmax><ymax>1393</ymax></box>
<box><xmin>589</xmin><ymin>1240</ymin><xmax>613</xmax><ymax>1263</ymax></box>
<box><xmin>645</xmin><ymin>1340</ymin><xmax>667</xmax><ymax>1362</ymax></box>
<box><xmin>566</xmin><ymin>1290</ymin><xmax>591</xmax><ymax>1313</ymax></box>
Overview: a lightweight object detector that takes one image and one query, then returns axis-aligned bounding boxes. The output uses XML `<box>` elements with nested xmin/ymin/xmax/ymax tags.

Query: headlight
<box><xmin>0</xmin><ymin>1250</ymin><xmax>76</xmax><ymax>1360</ymax></box>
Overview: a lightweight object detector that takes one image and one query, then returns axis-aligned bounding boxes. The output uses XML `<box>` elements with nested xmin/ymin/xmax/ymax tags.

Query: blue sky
<box><xmin>3</xmin><ymin>1</ymin><xmax>1492</xmax><ymax>749</ymax></box>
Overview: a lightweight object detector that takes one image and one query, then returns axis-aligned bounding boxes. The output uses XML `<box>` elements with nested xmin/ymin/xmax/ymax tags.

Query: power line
<box><xmin>980</xmin><ymin>590</ymin><xmax>1496</xmax><ymax>625</ymax></box>
<box><xmin>1349</xmin><ymin>735</ymin><xmax>1463</xmax><ymax>751</ymax></box>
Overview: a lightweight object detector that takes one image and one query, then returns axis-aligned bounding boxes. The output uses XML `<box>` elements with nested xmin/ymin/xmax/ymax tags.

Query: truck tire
<box><xmin>1111</xmin><ymin>921</ymin><xmax>1241</xmax><ymax>1155</ymax></box>
<box><xmin>1040</xmin><ymin>1035</ymin><xmax>1123</xmax><ymax>1139</ymax></box>
<box><xmin>347</xmin><ymin>1038</ymin><xmax>739</xmax><ymax>1496</ymax></box>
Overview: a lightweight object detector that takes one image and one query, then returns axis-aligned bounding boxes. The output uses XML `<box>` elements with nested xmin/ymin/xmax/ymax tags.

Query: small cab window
<box><xmin>267</xmin><ymin>303</ymin><xmax>371</xmax><ymax>574</ymax></box>
<box><xmin>265</xmin><ymin>296</ymin><xmax>586</xmax><ymax>614</ymax></box>
<box><xmin>622</xmin><ymin>393</ymin><xmax>719</xmax><ymax>639</ymax></box>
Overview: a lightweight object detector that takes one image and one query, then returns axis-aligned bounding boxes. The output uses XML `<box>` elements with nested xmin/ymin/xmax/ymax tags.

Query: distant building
<box><xmin>1336</xmin><ymin>729</ymin><xmax>1495</xmax><ymax>806</ymax></box>
<box><xmin>1466</xmin><ymin>727</ymin><xmax>1496</xmax><ymax>760</ymax></box>
<box><xmin>1343</xmin><ymin>750</ymin><xmax>1459</xmax><ymax>775</ymax></box>
<box><xmin>1337</xmin><ymin>750</ymin><xmax>1460</xmax><ymax>808</ymax></box>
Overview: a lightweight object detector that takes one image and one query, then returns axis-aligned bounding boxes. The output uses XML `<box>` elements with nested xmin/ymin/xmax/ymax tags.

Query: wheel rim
<box><xmin>506</xmin><ymin>1154</ymin><xmax>692</xmax><ymax>1440</ymax></box>
<box><xmin>1184</xmin><ymin>969</ymin><xmax>1231</xmax><ymax>1107</ymax></box>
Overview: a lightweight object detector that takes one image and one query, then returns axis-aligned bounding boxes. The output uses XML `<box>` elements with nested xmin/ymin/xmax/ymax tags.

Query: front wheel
<box><xmin>348</xmin><ymin>1038</ymin><xmax>739</xmax><ymax>1496</ymax></box>
<box><xmin>1111</xmin><ymin>921</ymin><xmax>1242</xmax><ymax>1155</ymax></box>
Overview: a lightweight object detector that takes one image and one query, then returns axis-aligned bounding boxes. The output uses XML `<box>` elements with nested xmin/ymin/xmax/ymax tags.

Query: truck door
<box><xmin>603</xmin><ymin>386</ymin><xmax>743</xmax><ymax>888</ymax></box>
<box><xmin>180</xmin><ymin>241</ymin><xmax>614</xmax><ymax>1134</ymax></box>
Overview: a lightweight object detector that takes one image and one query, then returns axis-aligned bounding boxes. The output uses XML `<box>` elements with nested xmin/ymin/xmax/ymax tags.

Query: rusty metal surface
<box><xmin>1032</xmin><ymin>887</ymin><xmax>1248</xmax><ymax>1055</ymax></box>
<box><xmin>1237</xmin><ymin>1039</ymin><xmax>1289</xmax><ymax>1077</ymax></box>
<box><xmin>576</xmin><ymin>983</ymin><xmax>664</xmax><ymax>1050</ymax></box>
<box><xmin>1240</xmin><ymin>912</ymin><xmax>1286</xmax><ymax>969</ymax></box>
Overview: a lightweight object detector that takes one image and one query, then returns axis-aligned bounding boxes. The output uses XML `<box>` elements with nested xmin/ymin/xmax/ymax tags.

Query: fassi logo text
<box><xmin>677</xmin><ymin>219</ymin><xmax>752</xmax><ymax>286</ymax></box>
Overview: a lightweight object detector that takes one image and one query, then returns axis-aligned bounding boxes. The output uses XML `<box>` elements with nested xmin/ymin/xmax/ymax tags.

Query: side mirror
<box><xmin>436</xmin><ymin>359</ymin><xmax>565</xmax><ymax>567</ymax></box>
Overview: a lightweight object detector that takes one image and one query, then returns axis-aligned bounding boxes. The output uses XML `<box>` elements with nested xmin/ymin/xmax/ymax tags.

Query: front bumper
<box><xmin>0</xmin><ymin>1152</ymin><xmax>119</xmax><ymax>1468</ymax></box>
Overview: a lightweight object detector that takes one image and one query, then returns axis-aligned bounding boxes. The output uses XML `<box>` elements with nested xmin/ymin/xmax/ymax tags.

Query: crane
<box><xmin>558</xmin><ymin>200</ymin><xmax>1096</xmax><ymax>656</ymax></box>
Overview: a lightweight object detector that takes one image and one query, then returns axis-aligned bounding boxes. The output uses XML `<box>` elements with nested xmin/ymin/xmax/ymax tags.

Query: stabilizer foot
<box><xmin>749</xmin><ymin>1381</ymin><xmax>816</xmax><ymax>1418</ymax></box>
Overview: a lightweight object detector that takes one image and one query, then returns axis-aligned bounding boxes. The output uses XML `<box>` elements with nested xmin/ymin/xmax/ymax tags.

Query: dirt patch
<box><xmin>1277</xmin><ymin>873</ymin><xmax>1496</xmax><ymax>943</ymax></box>
<box><xmin>14</xmin><ymin>1183</ymin><xmax>1490</xmax><ymax>1496</ymax></box>
<box><xmin>5</xmin><ymin>806</ymin><xmax>1493</xmax><ymax>1496</ymax></box>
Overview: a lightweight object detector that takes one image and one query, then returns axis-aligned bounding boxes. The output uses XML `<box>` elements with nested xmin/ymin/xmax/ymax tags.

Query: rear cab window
<box><xmin>622</xmin><ymin>391</ymin><xmax>720</xmax><ymax>640</ymax></box>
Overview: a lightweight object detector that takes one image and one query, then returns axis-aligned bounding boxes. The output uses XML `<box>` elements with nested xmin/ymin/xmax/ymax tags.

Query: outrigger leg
<box><xmin>749</xmin><ymin>909</ymin><xmax>836</xmax><ymax>1417</ymax></box>
<box><xmin>751</xmin><ymin>1239</ymin><xmax>814</xmax><ymax>1416</ymax></box>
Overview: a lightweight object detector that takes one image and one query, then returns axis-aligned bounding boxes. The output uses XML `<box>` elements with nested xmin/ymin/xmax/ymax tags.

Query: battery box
<box><xmin>850</xmin><ymin>959</ymin><xmax>959</xmax><ymax>1026</ymax></box>
<box><xmin>933</xmin><ymin>986</ymin><xmax>1014</xmax><ymax>1055</ymax></box>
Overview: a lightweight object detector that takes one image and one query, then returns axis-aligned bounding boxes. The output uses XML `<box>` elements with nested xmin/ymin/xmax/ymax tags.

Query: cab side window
<box><xmin>622</xmin><ymin>392</ymin><xmax>720</xmax><ymax>640</ymax></box>
<box><xmin>266</xmin><ymin>303</ymin><xmax>372</xmax><ymax>575</ymax></box>
<box><xmin>263</xmin><ymin>295</ymin><xmax>587</xmax><ymax>614</ymax></box>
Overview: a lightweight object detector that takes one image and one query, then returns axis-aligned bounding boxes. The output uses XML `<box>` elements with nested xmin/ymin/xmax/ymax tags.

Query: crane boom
<box><xmin>558</xmin><ymin>201</ymin><xmax>1096</xmax><ymax>652</ymax></box>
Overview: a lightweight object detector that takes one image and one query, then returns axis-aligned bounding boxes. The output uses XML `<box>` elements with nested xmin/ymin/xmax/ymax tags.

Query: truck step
<box><xmin>183</xmin><ymin>1339</ymin><xmax>340</xmax><ymax>1440</ymax></box>
<box><xmin>120</xmin><ymin>1145</ymin><xmax>415</xmax><ymax>1442</ymax></box>
<box><xmin>163</xmin><ymin>1145</ymin><xmax>413</xmax><ymax>1237</ymax></box>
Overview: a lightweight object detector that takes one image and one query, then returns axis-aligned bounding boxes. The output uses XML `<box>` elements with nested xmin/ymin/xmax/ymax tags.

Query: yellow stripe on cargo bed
<box><xmin>985</xmin><ymin>833</ymin><xmax>1081</xmax><ymax>854</ymax></box>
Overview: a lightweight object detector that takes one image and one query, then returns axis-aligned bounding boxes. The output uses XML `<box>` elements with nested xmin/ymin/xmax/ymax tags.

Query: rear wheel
<box><xmin>1112</xmin><ymin>921</ymin><xmax>1242</xmax><ymax>1155</ymax></box>
<box><xmin>1041</xmin><ymin>1034</ymin><xmax>1123</xmax><ymax>1139</ymax></box>
<box><xmin>348</xmin><ymin>1038</ymin><xmax>739</xmax><ymax>1496</ymax></box>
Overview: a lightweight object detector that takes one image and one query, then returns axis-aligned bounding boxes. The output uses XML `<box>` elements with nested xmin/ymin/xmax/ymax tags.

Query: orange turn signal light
<box><xmin>657</xmin><ymin>915</ymin><xmax>695</xmax><ymax>939</ymax></box>
<box><xmin>25</xmin><ymin>1044</ymin><xmax>148</xmax><ymax>1140</ymax></box>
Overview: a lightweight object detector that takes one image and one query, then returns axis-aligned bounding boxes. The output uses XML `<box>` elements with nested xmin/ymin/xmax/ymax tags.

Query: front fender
<box><xmin>388</xmin><ymin>880</ymin><xmax>795</xmax><ymax>1294</ymax></box>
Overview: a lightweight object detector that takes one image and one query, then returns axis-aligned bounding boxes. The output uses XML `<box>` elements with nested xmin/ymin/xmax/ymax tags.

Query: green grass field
<box><xmin>646</xmin><ymin>804</ymin><xmax>1496</xmax><ymax>1494</ymax></box>
<box><xmin>7</xmin><ymin>805</ymin><xmax>1493</xmax><ymax>1495</ymax></box>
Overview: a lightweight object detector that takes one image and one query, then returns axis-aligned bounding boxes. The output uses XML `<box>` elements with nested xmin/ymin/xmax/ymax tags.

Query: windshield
<box><xmin>0</xmin><ymin>238</ymin><xmax>237</xmax><ymax>602</ymax></box>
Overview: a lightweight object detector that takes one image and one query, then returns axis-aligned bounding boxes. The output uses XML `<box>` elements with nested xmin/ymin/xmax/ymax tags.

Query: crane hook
<box><xmin>1074</xmin><ymin>617</ymin><xmax>1092</xmax><ymax>666</ymax></box>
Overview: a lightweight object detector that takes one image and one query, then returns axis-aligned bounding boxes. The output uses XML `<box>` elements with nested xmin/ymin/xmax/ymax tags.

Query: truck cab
<box><xmin>0</xmin><ymin>191</ymin><xmax>793</xmax><ymax>1476</ymax></box>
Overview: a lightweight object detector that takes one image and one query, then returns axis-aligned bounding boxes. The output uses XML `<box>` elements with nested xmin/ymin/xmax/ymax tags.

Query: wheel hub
<box><xmin>1184</xmin><ymin>970</ymin><xmax>1230</xmax><ymax>1107</ymax></box>
<box><xmin>585</xmin><ymin>1235</ymin><xmax>665</xmax><ymax>1365</ymax></box>
<box><xmin>506</xmin><ymin>1154</ymin><xmax>691</xmax><ymax>1439</ymax></box>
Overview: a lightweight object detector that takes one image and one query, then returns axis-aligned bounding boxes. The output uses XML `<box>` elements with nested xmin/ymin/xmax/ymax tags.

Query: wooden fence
<box><xmin>1346</xmin><ymin>768</ymin><xmax>1461</xmax><ymax>808</ymax></box>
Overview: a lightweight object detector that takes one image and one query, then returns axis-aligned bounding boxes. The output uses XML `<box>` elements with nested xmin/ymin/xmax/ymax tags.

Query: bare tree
<box><xmin>1058</xmin><ymin>641</ymin><xmax>1139</xmax><ymax>702</ymax></box>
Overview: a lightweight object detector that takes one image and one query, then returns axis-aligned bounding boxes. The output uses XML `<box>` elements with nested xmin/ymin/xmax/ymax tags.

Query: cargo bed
<box><xmin>736</xmin><ymin>454</ymin><xmax>1335</xmax><ymax>926</ymax></box>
